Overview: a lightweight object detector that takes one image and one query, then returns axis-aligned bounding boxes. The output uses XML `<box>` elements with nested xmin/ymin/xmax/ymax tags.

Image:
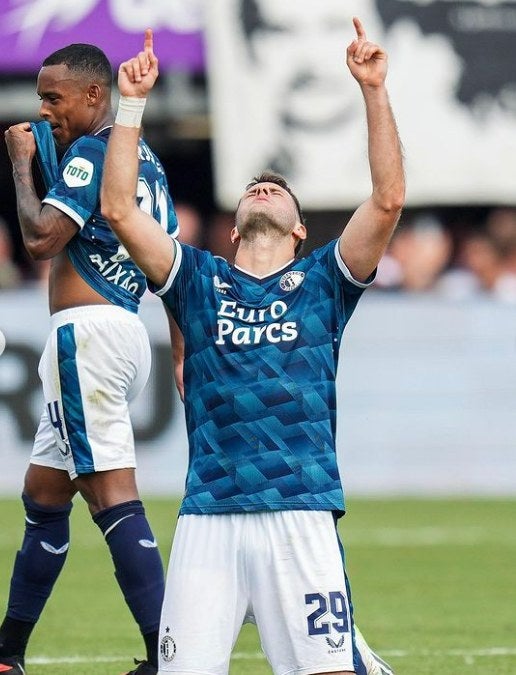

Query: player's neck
<box><xmin>234</xmin><ymin>238</ymin><xmax>295</xmax><ymax>278</ymax></box>
<box><xmin>90</xmin><ymin>110</ymin><xmax>115</xmax><ymax>137</ymax></box>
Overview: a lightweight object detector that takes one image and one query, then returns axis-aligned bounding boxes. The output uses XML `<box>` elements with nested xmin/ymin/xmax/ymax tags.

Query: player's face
<box><xmin>245</xmin><ymin>0</ymin><xmax>358</xmax><ymax>132</ymax></box>
<box><xmin>37</xmin><ymin>65</ymin><xmax>96</xmax><ymax>146</ymax></box>
<box><xmin>235</xmin><ymin>182</ymin><xmax>301</xmax><ymax>241</ymax></box>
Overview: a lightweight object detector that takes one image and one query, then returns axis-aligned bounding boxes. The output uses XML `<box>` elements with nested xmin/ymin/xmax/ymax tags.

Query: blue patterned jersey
<box><xmin>155</xmin><ymin>239</ymin><xmax>372</xmax><ymax>515</ymax></box>
<box><xmin>42</xmin><ymin>126</ymin><xmax>178</xmax><ymax>312</ymax></box>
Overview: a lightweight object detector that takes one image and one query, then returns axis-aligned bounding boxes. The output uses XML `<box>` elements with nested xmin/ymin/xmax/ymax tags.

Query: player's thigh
<box><xmin>38</xmin><ymin>307</ymin><xmax>151</xmax><ymax>476</ymax></box>
<box><xmin>24</xmin><ymin>458</ymin><xmax>76</xmax><ymax>506</ymax></box>
<box><xmin>250</xmin><ymin>510</ymin><xmax>355</xmax><ymax>675</ymax></box>
<box><xmin>159</xmin><ymin>514</ymin><xmax>248</xmax><ymax>674</ymax></box>
<box><xmin>74</xmin><ymin>468</ymin><xmax>139</xmax><ymax>512</ymax></box>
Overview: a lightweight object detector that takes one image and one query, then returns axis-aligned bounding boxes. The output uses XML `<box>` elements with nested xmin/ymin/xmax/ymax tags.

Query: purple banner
<box><xmin>0</xmin><ymin>0</ymin><xmax>205</xmax><ymax>73</ymax></box>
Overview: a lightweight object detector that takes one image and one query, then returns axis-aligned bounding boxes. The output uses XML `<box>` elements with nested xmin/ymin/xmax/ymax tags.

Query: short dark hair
<box><xmin>245</xmin><ymin>170</ymin><xmax>306</xmax><ymax>255</ymax></box>
<box><xmin>42</xmin><ymin>44</ymin><xmax>113</xmax><ymax>89</ymax></box>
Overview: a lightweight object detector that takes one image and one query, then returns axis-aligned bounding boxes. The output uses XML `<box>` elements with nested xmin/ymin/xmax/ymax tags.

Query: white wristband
<box><xmin>115</xmin><ymin>96</ymin><xmax>147</xmax><ymax>128</ymax></box>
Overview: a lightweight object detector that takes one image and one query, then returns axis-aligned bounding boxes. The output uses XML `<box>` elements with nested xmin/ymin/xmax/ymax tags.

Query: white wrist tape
<box><xmin>115</xmin><ymin>96</ymin><xmax>147</xmax><ymax>128</ymax></box>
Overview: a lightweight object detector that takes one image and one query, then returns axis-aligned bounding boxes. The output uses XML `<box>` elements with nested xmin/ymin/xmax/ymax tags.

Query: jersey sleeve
<box><xmin>149</xmin><ymin>243</ymin><xmax>214</xmax><ymax>325</ymax></box>
<box><xmin>333</xmin><ymin>239</ymin><xmax>377</xmax><ymax>290</ymax></box>
<box><xmin>147</xmin><ymin>238</ymin><xmax>183</xmax><ymax>299</ymax></box>
<box><xmin>42</xmin><ymin>135</ymin><xmax>106</xmax><ymax>229</ymax></box>
<box><xmin>305</xmin><ymin>239</ymin><xmax>376</xmax><ymax>324</ymax></box>
<box><xmin>310</xmin><ymin>239</ymin><xmax>376</xmax><ymax>290</ymax></box>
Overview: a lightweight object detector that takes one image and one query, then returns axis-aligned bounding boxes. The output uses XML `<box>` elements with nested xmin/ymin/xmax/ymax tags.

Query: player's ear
<box><xmin>293</xmin><ymin>222</ymin><xmax>307</xmax><ymax>241</ymax></box>
<box><xmin>87</xmin><ymin>83</ymin><xmax>101</xmax><ymax>105</ymax></box>
<box><xmin>230</xmin><ymin>226</ymin><xmax>241</xmax><ymax>245</ymax></box>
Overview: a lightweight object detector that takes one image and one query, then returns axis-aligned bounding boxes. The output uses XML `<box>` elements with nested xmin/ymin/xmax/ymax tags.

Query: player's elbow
<box><xmin>100</xmin><ymin>193</ymin><xmax>133</xmax><ymax>228</ymax></box>
<box><xmin>24</xmin><ymin>235</ymin><xmax>59</xmax><ymax>260</ymax></box>
<box><xmin>383</xmin><ymin>195</ymin><xmax>405</xmax><ymax>220</ymax></box>
<box><xmin>374</xmin><ymin>182</ymin><xmax>405</xmax><ymax>217</ymax></box>
<box><xmin>26</xmin><ymin>243</ymin><xmax>48</xmax><ymax>261</ymax></box>
<box><xmin>390</xmin><ymin>183</ymin><xmax>406</xmax><ymax>214</ymax></box>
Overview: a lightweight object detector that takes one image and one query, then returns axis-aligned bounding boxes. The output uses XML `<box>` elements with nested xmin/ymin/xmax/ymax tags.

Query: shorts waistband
<box><xmin>50</xmin><ymin>305</ymin><xmax>142</xmax><ymax>330</ymax></box>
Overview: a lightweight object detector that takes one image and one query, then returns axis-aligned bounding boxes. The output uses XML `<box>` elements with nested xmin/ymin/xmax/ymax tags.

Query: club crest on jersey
<box><xmin>279</xmin><ymin>270</ymin><xmax>305</xmax><ymax>291</ymax></box>
<box><xmin>160</xmin><ymin>628</ymin><xmax>177</xmax><ymax>662</ymax></box>
<box><xmin>63</xmin><ymin>157</ymin><xmax>94</xmax><ymax>188</ymax></box>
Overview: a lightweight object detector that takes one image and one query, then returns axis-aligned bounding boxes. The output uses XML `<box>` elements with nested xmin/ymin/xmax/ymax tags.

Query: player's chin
<box><xmin>51</xmin><ymin>126</ymin><xmax>63</xmax><ymax>141</ymax></box>
<box><xmin>51</xmin><ymin>126</ymin><xmax>70</xmax><ymax>146</ymax></box>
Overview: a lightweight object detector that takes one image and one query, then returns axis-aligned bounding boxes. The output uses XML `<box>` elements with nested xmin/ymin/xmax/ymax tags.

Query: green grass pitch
<box><xmin>0</xmin><ymin>497</ymin><xmax>515</xmax><ymax>674</ymax></box>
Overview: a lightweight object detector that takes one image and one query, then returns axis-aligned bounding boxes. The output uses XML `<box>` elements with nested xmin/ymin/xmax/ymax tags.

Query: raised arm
<box><xmin>101</xmin><ymin>29</ymin><xmax>175</xmax><ymax>287</ymax></box>
<box><xmin>339</xmin><ymin>17</ymin><xmax>405</xmax><ymax>282</ymax></box>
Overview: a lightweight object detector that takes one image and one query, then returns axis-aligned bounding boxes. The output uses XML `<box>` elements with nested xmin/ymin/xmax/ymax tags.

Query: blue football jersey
<box><xmin>43</xmin><ymin>126</ymin><xmax>178</xmax><ymax>312</ymax></box>
<box><xmin>156</xmin><ymin>239</ymin><xmax>372</xmax><ymax>515</ymax></box>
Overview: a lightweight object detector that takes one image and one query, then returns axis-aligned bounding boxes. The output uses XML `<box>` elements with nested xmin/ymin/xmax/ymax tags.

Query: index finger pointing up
<box><xmin>353</xmin><ymin>16</ymin><xmax>366</xmax><ymax>41</ymax></box>
<box><xmin>144</xmin><ymin>28</ymin><xmax>154</xmax><ymax>54</ymax></box>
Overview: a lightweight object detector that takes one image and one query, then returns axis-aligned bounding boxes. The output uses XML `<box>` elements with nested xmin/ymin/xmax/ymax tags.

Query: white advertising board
<box><xmin>1</xmin><ymin>288</ymin><xmax>515</xmax><ymax>497</ymax></box>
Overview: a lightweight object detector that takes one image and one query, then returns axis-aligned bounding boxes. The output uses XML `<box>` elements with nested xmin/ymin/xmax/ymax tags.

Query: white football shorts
<box><xmin>158</xmin><ymin>510</ymin><xmax>356</xmax><ymax>675</ymax></box>
<box><xmin>31</xmin><ymin>305</ymin><xmax>151</xmax><ymax>478</ymax></box>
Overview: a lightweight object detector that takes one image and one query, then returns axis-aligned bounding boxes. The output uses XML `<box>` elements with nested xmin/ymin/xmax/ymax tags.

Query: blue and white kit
<box><xmin>154</xmin><ymin>239</ymin><xmax>375</xmax><ymax>674</ymax></box>
<box><xmin>157</xmin><ymin>238</ymin><xmax>370</xmax><ymax>515</ymax></box>
<box><xmin>31</xmin><ymin>122</ymin><xmax>178</xmax><ymax>478</ymax></box>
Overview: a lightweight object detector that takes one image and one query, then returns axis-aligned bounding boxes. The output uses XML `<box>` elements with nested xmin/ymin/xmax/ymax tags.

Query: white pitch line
<box><xmin>26</xmin><ymin>646</ymin><xmax>516</xmax><ymax>665</ymax></box>
<box><xmin>28</xmin><ymin>656</ymin><xmax>123</xmax><ymax>664</ymax></box>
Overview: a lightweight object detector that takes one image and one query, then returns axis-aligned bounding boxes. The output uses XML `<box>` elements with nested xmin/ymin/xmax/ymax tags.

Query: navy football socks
<box><xmin>93</xmin><ymin>500</ymin><xmax>164</xmax><ymax>667</ymax></box>
<box><xmin>0</xmin><ymin>493</ymin><xmax>73</xmax><ymax>659</ymax></box>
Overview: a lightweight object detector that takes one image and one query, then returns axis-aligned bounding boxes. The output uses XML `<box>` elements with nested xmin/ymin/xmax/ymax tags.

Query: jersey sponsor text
<box><xmin>215</xmin><ymin>298</ymin><xmax>298</xmax><ymax>345</ymax></box>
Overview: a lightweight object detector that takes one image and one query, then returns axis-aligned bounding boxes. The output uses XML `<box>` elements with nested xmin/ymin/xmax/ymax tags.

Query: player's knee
<box><xmin>22</xmin><ymin>492</ymin><xmax>73</xmax><ymax>524</ymax></box>
<box><xmin>23</xmin><ymin>465</ymin><xmax>76</xmax><ymax>506</ymax></box>
<box><xmin>75</xmin><ymin>469</ymin><xmax>139</xmax><ymax>514</ymax></box>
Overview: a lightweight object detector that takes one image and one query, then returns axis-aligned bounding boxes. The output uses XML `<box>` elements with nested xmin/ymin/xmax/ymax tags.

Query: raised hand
<box><xmin>346</xmin><ymin>17</ymin><xmax>387</xmax><ymax>88</ymax></box>
<box><xmin>4</xmin><ymin>122</ymin><xmax>36</xmax><ymax>165</ymax></box>
<box><xmin>118</xmin><ymin>28</ymin><xmax>159</xmax><ymax>98</ymax></box>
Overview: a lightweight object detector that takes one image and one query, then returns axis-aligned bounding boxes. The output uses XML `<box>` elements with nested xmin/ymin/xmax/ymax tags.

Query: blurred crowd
<box><xmin>374</xmin><ymin>207</ymin><xmax>516</xmax><ymax>301</ymax></box>
<box><xmin>3</xmin><ymin>204</ymin><xmax>516</xmax><ymax>302</ymax></box>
